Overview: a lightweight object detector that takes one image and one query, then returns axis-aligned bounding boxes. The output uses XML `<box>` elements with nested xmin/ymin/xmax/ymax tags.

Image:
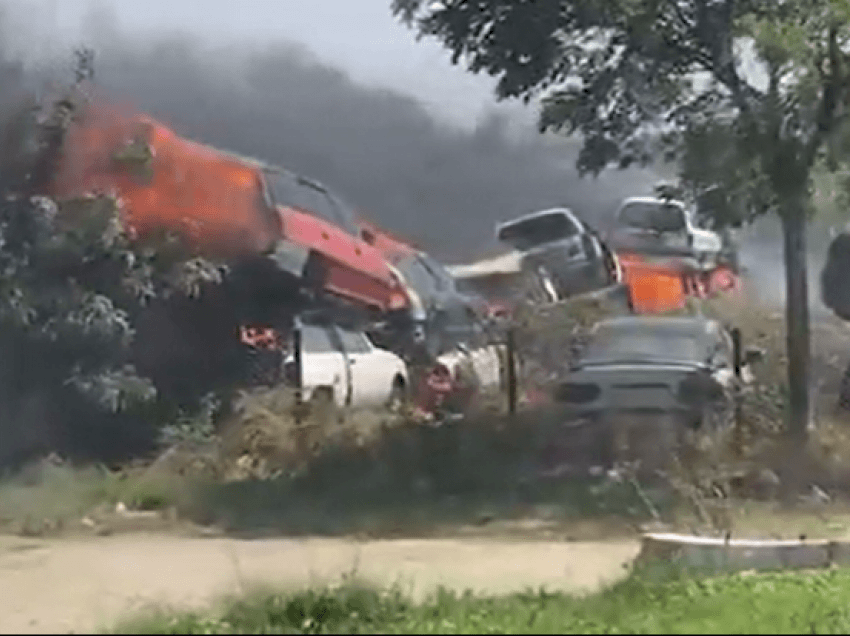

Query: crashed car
<box><xmin>609</xmin><ymin>197</ymin><xmax>724</xmax><ymax>270</ymax></box>
<box><xmin>380</xmin><ymin>250</ymin><xmax>489</xmax><ymax>360</ymax></box>
<box><xmin>551</xmin><ymin>315</ymin><xmax>763</xmax><ymax>467</ymax></box>
<box><xmin>495</xmin><ymin>208</ymin><xmax>622</xmax><ymax>301</ymax></box>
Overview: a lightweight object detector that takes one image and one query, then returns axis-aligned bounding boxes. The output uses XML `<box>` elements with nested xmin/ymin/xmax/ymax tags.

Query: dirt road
<box><xmin>0</xmin><ymin>533</ymin><xmax>639</xmax><ymax>634</ymax></box>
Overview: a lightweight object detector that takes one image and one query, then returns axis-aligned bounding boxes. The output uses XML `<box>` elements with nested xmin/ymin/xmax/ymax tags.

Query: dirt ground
<box><xmin>0</xmin><ymin>532</ymin><xmax>640</xmax><ymax>634</ymax></box>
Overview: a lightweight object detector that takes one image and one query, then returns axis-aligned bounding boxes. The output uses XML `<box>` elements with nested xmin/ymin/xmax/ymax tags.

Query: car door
<box><xmin>658</xmin><ymin>206</ymin><xmax>691</xmax><ymax>253</ymax></box>
<box><xmin>299</xmin><ymin>325</ymin><xmax>348</xmax><ymax>407</ymax></box>
<box><xmin>559</xmin><ymin>213</ymin><xmax>588</xmax><ymax>264</ymax></box>
<box><xmin>335</xmin><ymin>327</ymin><xmax>391</xmax><ymax>408</ymax></box>
<box><xmin>419</xmin><ymin>254</ymin><xmax>480</xmax><ymax>351</ymax></box>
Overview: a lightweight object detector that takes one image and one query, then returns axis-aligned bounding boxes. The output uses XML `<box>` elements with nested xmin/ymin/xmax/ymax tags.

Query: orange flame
<box><xmin>50</xmin><ymin>100</ymin><xmax>280</xmax><ymax>259</ymax></box>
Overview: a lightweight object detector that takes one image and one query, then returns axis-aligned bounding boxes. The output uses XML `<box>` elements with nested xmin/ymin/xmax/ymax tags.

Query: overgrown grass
<box><xmin>178</xmin><ymin>404</ymin><xmax>679</xmax><ymax>537</ymax></box>
<box><xmin>112</xmin><ymin>568</ymin><xmax>850</xmax><ymax>634</ymax></box>
<box><xmin>0</xmin><ymin>462</ymin><xmax>183</xmax><ymax>534</ymax></box>
<box><xmin>0</xmin><ymin>406</ymin><xmax>672</xmax><ymax>538</ymax></box>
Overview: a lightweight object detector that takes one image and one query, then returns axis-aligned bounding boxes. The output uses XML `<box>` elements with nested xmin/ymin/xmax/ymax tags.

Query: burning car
<box><xmin>551</xmin><ymin>315</ymin><xmax>763</xmax><ymax>467</ymax></box>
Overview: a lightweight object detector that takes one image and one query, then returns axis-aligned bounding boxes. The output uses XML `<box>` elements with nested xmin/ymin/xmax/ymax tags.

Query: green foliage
<box><xmin>113</xmin><ymin>568</ymin><xmax>850</xmax><ymax>634</ymax></box>
<box><xmin>0</xmin><ymin>51</ymin><xmax>227</xmax><ymax>466</ymax></box>
<box><xmin>393</xmin><ymin>0</ymin><xmax>850</xmax><ymax>215</ymax></box>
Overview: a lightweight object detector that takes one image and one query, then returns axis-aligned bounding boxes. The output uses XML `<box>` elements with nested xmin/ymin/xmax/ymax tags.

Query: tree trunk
<box><xmin>780</xmin><ymin>202</ymin><xmax>811</xmax><ymax>442</ymax></box>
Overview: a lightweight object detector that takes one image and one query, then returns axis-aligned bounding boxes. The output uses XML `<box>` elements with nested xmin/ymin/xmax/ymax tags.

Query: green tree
<box><xmin>0</xmin><ymin>50</ymin><xmax>226</xmax><ymax>466</ymax></box>
<box><xmin>393</xmin><ymin>0</ymin><xmax>850</xmax><ymax>440</ymax></box>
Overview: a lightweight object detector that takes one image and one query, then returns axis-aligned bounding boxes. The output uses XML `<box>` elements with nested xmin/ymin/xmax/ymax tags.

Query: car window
<box><xmin>582</xmin><ymin>328</ymin><xmax>701</xmax><ymax>364</ymax></box>
<box><xmin>497</xmin><ymin>212</ymin><xmax>580</xmax><ymax>251</ymax></box>
<box><xmin>618</xmin><ymin>202</ymin><xmax>686</xmax><ymax>233</ymax></box>
<box><xmin>336</xmin><ymin>328</ymin><xmax>372</xmax><ymax>354</ymax></box>
<box><xmin>397</xmin><ymin>255</ymin><xmax>439</xmax><ymax>297</ymax></box>
<box><xmin>300</xmin><ymin>325</ymin><xmax>336</xmax><ymax>353</ymax></box>
<box><xmin>419</xmin><ymin>255</ymin><xmax>456</xmax><ymax>293</ymax></box>
<box><xmin>264</xmin><ymin>170</ymin><xmax>358</xmax><ymax>235</ymax></box>
<box><xmin>325</xmin><ymin>193</ymin><xmax>361</xmax><ymax>238</ymax></box>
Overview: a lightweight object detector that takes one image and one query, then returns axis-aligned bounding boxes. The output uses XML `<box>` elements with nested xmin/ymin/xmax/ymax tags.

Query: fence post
<box><xmin>730</xmin><ymin>327</ymin><xmax>744</xmax><ymax>457</ymax></box>
<box><xmin>506</xmin><ymin>326</ymin><xmax>517</xmax><ymax>416</ymax></box>
<box><xmin>293</xmin><ymin>316</ymin><xmax>304</xmax><ymax>426</ymax></box>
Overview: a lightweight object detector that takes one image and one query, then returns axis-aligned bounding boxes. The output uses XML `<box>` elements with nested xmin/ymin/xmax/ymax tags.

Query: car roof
<box><xmin>496</xmin><ymin>207</ymin><xmax>580</xmax><ymax>231</ymax></box>
<box><xmin>592</xmin><ymin>315</ymin><xmax>720</xmax><ymax>339</ymax></box>
<box><xmin>617</xmin><ymin>196</ymin><xmax>687</xmax><ymax>209</ymax></box>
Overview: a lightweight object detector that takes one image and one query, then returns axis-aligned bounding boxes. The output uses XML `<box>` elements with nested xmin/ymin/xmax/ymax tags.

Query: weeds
<box><xmin>111</xmin><ymin>568</ymin><xmax>850</xmax><ymax>634</ymax></box>
<box><xmin>0</xmin><ymin>460</ymin><xmax>182</xmax><ymax>534</ymax></box>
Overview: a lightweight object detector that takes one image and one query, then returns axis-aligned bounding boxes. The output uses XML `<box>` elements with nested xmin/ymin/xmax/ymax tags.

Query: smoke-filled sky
<box><xmin>4</xmin><ymin>0</ymin><xmax>516</xmax><ymax>127</ymax></box>
<box><xmin>1</xmin><ymin>0</ymin><xmax>659</xmax><ymax>260</ymax></box>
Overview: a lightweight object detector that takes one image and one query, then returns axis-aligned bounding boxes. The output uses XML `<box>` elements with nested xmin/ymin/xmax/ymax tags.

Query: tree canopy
<box><xmin>0</xmin><ymin>52</ymin><xmax>227</xmax><ymax>467</ymax></box>
<box><xmin>393</xmin><ymin>0</ymin><xmax>850</xmax><ymax>437</ymax></box>
<box><xmin>394</xmin><ymin>1</ymin><xmax>850</xmax><ymax>181</ymax></box>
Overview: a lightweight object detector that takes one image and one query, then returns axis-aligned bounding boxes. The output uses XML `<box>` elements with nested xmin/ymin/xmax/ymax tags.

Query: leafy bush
<box><xmin>0</xmin><ymin>50</ymin><xmax>225</xmax><ymax>468</ymax></box>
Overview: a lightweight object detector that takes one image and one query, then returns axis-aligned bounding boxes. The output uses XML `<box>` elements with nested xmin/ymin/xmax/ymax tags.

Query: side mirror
<box><xmin>743</xmin><ymin>346</ymin><xmax>765</xmax><ymax>366</ymax></box>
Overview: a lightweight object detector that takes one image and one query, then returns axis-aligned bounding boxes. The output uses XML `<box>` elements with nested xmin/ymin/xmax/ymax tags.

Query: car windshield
<box><xmin>419</xmin><ymin>254</ymin><xmax>455</xmax><ymax>292</ymax></box>
<box><xmin>581</xmin><ymin>327</ymin><xmax>703</xmax><ymax>365</ymax></box>
<box><xmin>497</xmin><ymin>212</ymin><xmax>578</xmax><ymax>251</ymax></box>
<box><xmin>396</xmin><ymin>255</ymin><xmax>440</xmax><ymax>297</ymax></box>
<box><xmin>264</xmin><ymin>170</ymin><xmax>358</xmax><ymax>235</ymax></box>
<box><xmin>618</xmin><ymin>201</ymin><xmax>686</xmax><ymax>233</ymax></box>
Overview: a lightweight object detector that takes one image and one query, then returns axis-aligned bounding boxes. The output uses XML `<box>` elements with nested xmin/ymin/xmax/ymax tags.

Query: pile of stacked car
<box><xmin>26</xmin><ymin>92</ymin><xmax>742</xmax><ymax>420</ymax></box>
<box><xmin>32</xmin><ymin>99</ymin><xmax>500</xmax><ymax>417</ymax></box>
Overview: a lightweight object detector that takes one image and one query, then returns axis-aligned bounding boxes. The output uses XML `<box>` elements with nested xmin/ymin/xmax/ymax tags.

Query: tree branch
<box><xmin>805</xmin><ymin>22</ymin><xmax>844</xmax><ymax>168</ymax></box>
<box><xmin>693</xmin><ymin>0</ymin><xmax>762</xmax><ymax>115</ymax></box>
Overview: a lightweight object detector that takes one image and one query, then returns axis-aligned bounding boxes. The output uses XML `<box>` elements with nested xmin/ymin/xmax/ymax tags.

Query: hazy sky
<box><xmin>6</xmin><ymin>0</ymin><xmax>523</xmax><ymax>127</ymax></box>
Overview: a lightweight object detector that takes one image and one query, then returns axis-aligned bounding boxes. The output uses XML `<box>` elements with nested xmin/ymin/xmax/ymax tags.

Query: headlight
<box><xmin>553</xmin><ymin>382</ymin><xmax>600</xmax><ymax>404</ymax></box>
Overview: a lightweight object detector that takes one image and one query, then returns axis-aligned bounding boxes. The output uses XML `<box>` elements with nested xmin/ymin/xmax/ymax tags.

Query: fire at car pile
<box><xmin>2</xmin><ymin>80</ymin><xmax>755</xmax><ymax>473</ymax></box>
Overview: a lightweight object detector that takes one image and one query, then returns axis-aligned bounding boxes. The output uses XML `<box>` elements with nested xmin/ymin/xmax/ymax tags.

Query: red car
<box><xmin>49</xmin><ymin>103</ymin><xmax>411</xmax><ymax>315</ymax></box>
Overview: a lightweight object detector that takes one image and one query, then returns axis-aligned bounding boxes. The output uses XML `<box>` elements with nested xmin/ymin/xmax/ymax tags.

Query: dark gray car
<box><xmin>496</xmin><ymin>208</ymin><xmax>621</xmax><ymax>300</ymax></box>
<box><xmin>552</xmin><ymin>315</ymin><xmax>762</xmax><ymax>466</ymax></box>
<box><xmin>385</xmin><ymin>251</ymin><xmax>488</xmax><ymax>361</ymax></box>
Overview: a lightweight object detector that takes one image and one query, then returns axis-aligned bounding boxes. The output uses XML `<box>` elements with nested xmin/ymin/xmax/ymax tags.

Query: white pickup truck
<box><xmin>285</xmin><ymin>324</ymin><xmax>409</xmax><ymax>410</ymax></box>
<box><xmin>609</xmin><ymin>197</ymin><xmax>723</xmax><ymax>269</ymax></box>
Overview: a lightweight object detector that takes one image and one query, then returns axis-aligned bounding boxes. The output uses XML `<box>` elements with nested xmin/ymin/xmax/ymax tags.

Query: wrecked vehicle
<box><xmin>48</xmin><ymin>109</ymin><xmax>410</xmax><ymax>316</ymax></box>
<box><xmin>10</xmin><ymin>98</ymin><xmax>422</xmax><ymax>402</ymax></box>
<box><xmin>448</xmin><ymin>206</ymin><xmax>628</xmax><ymax>313</ymax></box>
<box><xmin>495</xmin><ymin>207</ymin><xmax>622</xmax><ymax>300</ymax></box>
<box><xmin>388</xmin><ymin>250</ymin><xmax>488</xmax><ymax>359</ymax></box>
<box><xmin>551</xmin><ymin>315</ymin><xmax>763</xmax><ymax>467</ymax></box>
<box><xmin>283</xmin><ymin>322</ymin><xmax>409</xmax><ymax>410</ymax></box>
<box><xmin>358</xmin><ymin>217</ymin><xmax>419</xmax><ymax>259</ymax></box>
<box><xmin>608</xmin><ymin>197</ymin><xmax>724</xmax><ymax>269</ymax></box>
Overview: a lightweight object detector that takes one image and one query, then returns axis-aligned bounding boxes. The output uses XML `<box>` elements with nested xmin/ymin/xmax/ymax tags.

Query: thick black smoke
<box><xmin>87</xmin><ymin>40</ymin><xmax>657</xmax><ymax>259</ymax></box>
<box><xmin>3</xmin><ymin>8</ymin><xmax>655</xmax><ymax>261</ymax></box>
